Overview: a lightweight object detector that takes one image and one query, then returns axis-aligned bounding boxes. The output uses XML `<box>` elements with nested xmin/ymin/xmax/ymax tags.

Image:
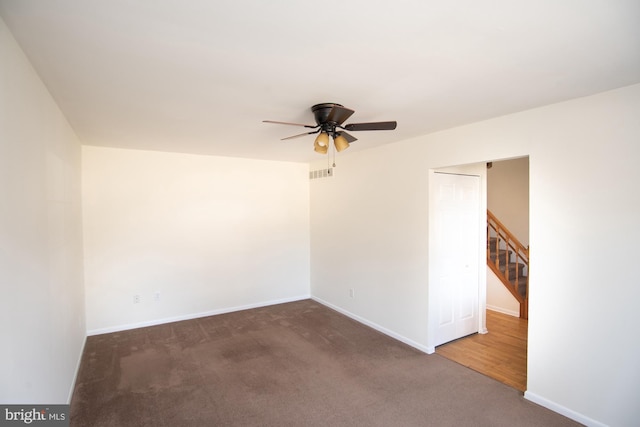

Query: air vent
<box><xmin>309</xmin><ymin>168</ymin><xmax>333</xmax><ymax>180</ymax></box>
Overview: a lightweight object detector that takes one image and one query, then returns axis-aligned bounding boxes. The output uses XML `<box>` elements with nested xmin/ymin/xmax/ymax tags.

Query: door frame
<box><xmin>426</xmin><ymin>166</ymin><xmax>488</xmax><ymax>353</ymax></box>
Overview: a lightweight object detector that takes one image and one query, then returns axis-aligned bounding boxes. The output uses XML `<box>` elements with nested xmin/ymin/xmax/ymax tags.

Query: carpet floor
<box><xmin>71</xmin><ymin>299</ymin><xmax>580</xmax><ymax>426</ymax></box>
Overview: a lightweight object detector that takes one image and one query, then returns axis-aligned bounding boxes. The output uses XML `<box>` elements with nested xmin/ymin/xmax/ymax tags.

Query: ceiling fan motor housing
<box><xmin>311</xmin><ymin>103</ymin><xmax>342</xmax><ymax>126</ymax></box>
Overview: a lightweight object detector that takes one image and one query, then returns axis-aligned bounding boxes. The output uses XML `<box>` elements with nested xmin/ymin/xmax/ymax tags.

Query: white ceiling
<box><xmin>1</xmin><ymin>0</ymin><xmax>639</xmax><ymax>163</ymax></box>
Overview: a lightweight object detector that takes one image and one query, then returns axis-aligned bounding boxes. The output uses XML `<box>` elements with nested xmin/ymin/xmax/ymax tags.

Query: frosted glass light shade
<box><xmin>314</xmin><ymin>139</ymin><xmax>328</xmax><ymax>154</ymax></box>
<box><xmin>334</xmin><ymin>134</ymin><xmax>350</xmax><ymax>152</ymax></box>
<box><xmin>314</xmin><ymin>132</ymin><xmax>329</xmax><ymax>147</ymax></box>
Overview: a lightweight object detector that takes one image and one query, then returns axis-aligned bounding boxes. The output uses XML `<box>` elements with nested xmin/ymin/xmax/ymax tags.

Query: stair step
<box><xmin>498</xmin><ymin>262</ymin><xmax>525</xmax><ymax>276</ymax></box>
<box><xmin>498</xmin><ymin>262</ymin><xmax>524</xmax><ymax>281</ymax></box>
<box><xmin>489</xmin><ymin>249</ymin><xmax>511</xmax><ymax>264</ymax></box>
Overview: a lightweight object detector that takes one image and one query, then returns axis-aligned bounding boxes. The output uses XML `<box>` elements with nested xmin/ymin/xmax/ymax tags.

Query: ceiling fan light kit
<box><xmin>314</xmin><ymin>132</ymin><xmax>329</xmax><ymax>148</ymax></box>
<box><xmin>264</xmin><ymin>103</ymin><xmax>397</xmax><ymax>157</ymax></box>
<box><xmin>314</xmin><ymin>138</ymin><xmax>328</xmax><ymax>154</ymax></box>
<box><xmin>333</xmin><ymin>134</ymin><xmax>350</xmax><ymax>152</ymax></box>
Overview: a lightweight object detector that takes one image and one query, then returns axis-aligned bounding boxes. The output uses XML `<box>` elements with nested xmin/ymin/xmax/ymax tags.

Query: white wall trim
<box><xmin>487</xmin><ymin>305</ymin><xmax>520</xmax><ymax>318</ymax></box>
<box><xmin>524</xmin><ymin>391</ymin><xmax>607</xmax><ymax>427</ymax></box>
<box><xmin>87</xmin><ymin>295</ymin><xmax>310</xmax><ymax>336</ymax></box>
<box><xmin>67</xmin><ymin>335</ymin><xmax>87</xmax><ymax>404</ymax></box>
<box><xmin>311</xmin><ymin>296</ymin><xmax>434</xmax><ymax>354</ymax></box>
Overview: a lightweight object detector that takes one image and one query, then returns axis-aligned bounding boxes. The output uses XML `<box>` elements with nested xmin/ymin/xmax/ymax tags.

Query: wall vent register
<box><xmin>309</xmin><ymin>168</ymin><xmax>333</xmax><ymax>180</ymax></box>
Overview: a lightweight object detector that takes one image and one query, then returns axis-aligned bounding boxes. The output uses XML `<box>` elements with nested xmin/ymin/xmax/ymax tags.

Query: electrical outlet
<box><xmin>133</xmin><ymin>294</ymin><xmax>141</xmax><ymax>304</ymax></box>
<box><xmin>153</xmin><ymin>291</ymin><xmax>161</xmax><ymax>301</ymax></box>
<box><xmin>349</xmin><ymin>288</ymin><xmax>354</xmax><ymax>298</ymax></box>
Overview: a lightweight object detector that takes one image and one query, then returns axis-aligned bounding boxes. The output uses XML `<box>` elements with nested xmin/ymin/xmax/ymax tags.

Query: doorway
<box><xmin>430</xmin><ymin>157</ymin><xmax>530</xmax><ymax>391</ymax></box>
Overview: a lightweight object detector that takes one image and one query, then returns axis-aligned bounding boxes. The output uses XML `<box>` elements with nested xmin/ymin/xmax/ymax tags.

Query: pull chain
<box><xmin>332</xmin><ymin>140</ymin><xmax>336</xmax><ymax>168</ymax></box>
<box><xmin>327</xmin><ymin>142</ymin><xmax>330</xmax><ymax>170</ymax></box>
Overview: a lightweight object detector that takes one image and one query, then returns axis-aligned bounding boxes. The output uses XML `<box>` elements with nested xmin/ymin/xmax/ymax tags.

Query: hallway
<box><xmin>436</xmin><ymin>310</ymin><xmax>528</xmax><ymax>391</ymax></box>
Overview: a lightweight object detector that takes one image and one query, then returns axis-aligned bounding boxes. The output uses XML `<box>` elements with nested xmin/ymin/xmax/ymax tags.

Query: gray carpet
<box><xmin>71</xmin><ymin>299</ymin><xmax>580</xmax><ymax>426</ymax></box>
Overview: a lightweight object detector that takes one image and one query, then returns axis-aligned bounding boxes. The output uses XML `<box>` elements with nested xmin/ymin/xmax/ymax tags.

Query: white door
<box><xmin>432</xmin><ymin>172</ymin><xmax>480</xmax><ymax>347</ymax></box>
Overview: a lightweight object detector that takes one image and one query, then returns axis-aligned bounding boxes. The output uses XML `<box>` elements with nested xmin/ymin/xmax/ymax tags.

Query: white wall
<box><xmin>0</xmin><ymin>17</ymin><xmax>85</xmax><ymax>403</ymax></box>
<box><xmin>310</xmin><ymin>84</ymin><xmax>640</xmax><ymax>426</ymax></box>
<box><xmin>310</xmin><ymin>146</ymin><xmax>431</xmax><ymax>351</ymax></box>
<box><xmin>486</xmin><ymin>270</ymin><xmax>520</xmax><ymax>317</ymax></box>
<box><xmin>488</xmin><ymin>157</ymin><xmax>529</xmax><ymax>246</ymax></box>
<box><xmin>82</xmin><ymin>146</ymin><xmax>310</xmax><ymax>333</ymax></box>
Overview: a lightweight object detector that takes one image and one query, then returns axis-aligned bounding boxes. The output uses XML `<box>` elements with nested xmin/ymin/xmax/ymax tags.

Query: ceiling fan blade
<box><xmin>281</xmin><ymin>130</ymin><xmax>320</xmax><ymax>141</ymax></box>
<box><xmin>344</xmin><ymin>121</ymin><xmax>397</xmax><ymax>131</ymax></box>
<box><xmin>263</xmin><ymin>120</ymin><xmax>317</xmax><ymax>128</ymax></box>
<box><xmin>326</xmin><ymin>105</ymin><xmax>355</xmax><ymax>125</ymax></box>
<box><xmin>337</xmin><ymin>131</ymin><xmax>358</xmax><ymax>143</ymax></box>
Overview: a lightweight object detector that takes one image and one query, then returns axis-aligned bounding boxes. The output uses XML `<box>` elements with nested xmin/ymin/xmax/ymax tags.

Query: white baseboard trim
<box><xmin>524</xmin><ymin>391</ymin><xmax>606</xmax><ymax>427</ymax></box>
<box><xmin>67</xmin><ymin>334</ymin><xmax>87</xmax><ymax>404</ymax></box>
<box><xmin>486</xmin><ymin>305</ymin><xmax>520</xmax><ymax>318</ymax></box>
<box><xmin>86</xmin><ymin>294</ymin><xmax>311</xmax><ymax>336</ymax></box>
<box><xmin>311</xmin><ymin>296</ymin><xmax>433</xmax><ymax>354</ymax></box>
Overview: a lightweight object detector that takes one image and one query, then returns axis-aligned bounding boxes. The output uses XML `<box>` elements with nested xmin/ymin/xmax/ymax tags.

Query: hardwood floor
<box><xmin>436</xmin><ymin>310</ymin><xmax>528</xmax><ymax>391</ymax></box>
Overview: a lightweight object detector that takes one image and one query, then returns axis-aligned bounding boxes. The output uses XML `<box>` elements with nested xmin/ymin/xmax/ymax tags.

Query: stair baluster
<box><xmin>487</xmin><ymin>210</ymin><xmax>529</xmax><ymax>319</ymax></box>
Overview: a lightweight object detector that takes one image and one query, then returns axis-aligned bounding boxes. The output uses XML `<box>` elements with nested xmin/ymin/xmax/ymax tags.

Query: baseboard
<box><xmin>524</xmin><ymin>391</ymin><xmax>606</xmax><ymax>427</ymax></box>
<box><xmin>486</xmin><ymin>304</ymin><xmax>520</xmax><ymax>318</ymax></box>
<box><xmin>67</xmin><ymin>334</ymin><xmax>87</xmax><ymax>404</ymax></box>
<box><xmin>86</xmin><ymin>294</ymin><xmax>311</xmax><ymax>336</ymax></box>
<box><xmin>311</xmin><ymin>296</ymin><xmax>433</xmax><ymax>354</ymax></box>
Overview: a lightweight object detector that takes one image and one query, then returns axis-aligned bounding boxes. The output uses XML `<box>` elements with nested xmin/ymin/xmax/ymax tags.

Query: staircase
<box><xmin>487</xmin><ymin>210</ymin><xmax>529</xmax><ymax>319</ymax></box>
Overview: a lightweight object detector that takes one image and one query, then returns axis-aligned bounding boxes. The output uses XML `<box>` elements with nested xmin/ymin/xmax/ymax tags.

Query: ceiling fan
<box><xmin>263</xmin><ymin>103</ymin><xmax>397</xmax><ymax>154</ymax></box>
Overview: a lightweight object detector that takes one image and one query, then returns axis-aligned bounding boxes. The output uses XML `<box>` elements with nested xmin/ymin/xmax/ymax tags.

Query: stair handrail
<box><xmin>487</xmin><ymin>210</ymin><xmax>529</xmax><ymax>261</ymax></box>
<box><xmin>487</xmin><ymin>209</ymin><xmax>529</xmax><ymax>318</ymax></box>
